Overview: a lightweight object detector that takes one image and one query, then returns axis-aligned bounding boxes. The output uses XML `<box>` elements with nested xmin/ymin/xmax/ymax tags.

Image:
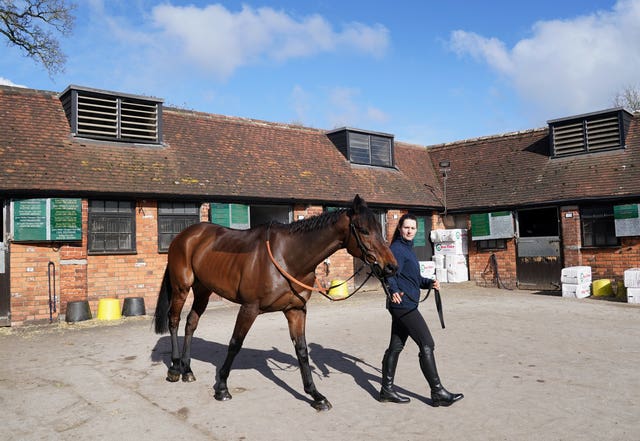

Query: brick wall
<box><xmin>8</xmin><ymin>200</ymin><xmax>393</xmax><ymax>325</ymax></box>
<box><xmin>468</xmin><ymin>240</ymin><xmax>517</xmax><ymax>289</ymax></box>
<box><xmin>10</xmin><ymin>200</ymin><xmax>638</xmax><ymax>326</ymax></box>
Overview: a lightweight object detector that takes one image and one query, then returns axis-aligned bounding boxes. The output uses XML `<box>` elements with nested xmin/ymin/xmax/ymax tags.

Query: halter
<box><xmin>265</xmin><ymin>219</ymin><xmax>383</xmax><ymax>302</ymax></box>
<box><xmin>346</xmin><ymin>220</ymin><xmax>387</xmax><ymax>279</ymax></box>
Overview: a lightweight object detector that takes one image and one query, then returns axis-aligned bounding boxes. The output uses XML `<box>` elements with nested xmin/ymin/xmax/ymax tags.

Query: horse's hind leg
<box><xmin>285</xmin><ymin>308</ymin><xmax>332</xmax><ymax>411</ymax></box>
<box><xmin>179</xmin><ymin>283</ymin><xmax>211</xmax><ymax>382</ymax></box>
<box><xmin>214</xmin><ymin>304</ymin><xmax>259</xmax><ymax>401</ymax></box>
<box><xmin>167</xmin><ymin>286</ymin><xmax>189</xmax><ymax>382</ymax></box>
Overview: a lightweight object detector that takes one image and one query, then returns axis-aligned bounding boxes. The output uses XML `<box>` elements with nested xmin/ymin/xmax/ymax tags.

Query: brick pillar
<box><xmin>560</xmin><ymin>205</ymin><xmax>582</xmax><ymax>267</ymax></box>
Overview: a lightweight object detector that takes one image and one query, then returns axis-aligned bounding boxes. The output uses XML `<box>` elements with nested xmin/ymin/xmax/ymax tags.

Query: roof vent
<box><xmin>60</xmin><ymin>85</ymin><xmax>163</xmax><ymax>144</ymax></box>
<box><xmin>326</xmin><ymin>127</ymin><xmax>394</xmax><ymax>167</ymax></box>
<box><xmin>548</xmin><ymin>108</ymin><xmax>632</xmax><ymax>157</ymax></box>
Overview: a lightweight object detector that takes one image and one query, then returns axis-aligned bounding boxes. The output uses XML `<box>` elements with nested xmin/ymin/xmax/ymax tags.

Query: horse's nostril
<box><xmin>385</xmin><ymin>263</ymin><xmax>398</xmax><ymax>276</ymax></box>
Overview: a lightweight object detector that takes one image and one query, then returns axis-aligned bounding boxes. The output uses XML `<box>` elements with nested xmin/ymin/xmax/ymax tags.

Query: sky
<box><xmin>1</xmin><ymin>0</ymin><xmax>639</xmax><ymax>146</ymax></box>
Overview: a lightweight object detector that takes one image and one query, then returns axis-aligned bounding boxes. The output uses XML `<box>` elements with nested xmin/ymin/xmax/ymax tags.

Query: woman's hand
<box><xmin>391</xmin><ymin>292</ymin><xmax>404</xmax><ymax>304</ymax></box>
<box><xmin>433</xmin><ymin>279</ymin><xmax>441</xmax><ymax>290</ymax></box>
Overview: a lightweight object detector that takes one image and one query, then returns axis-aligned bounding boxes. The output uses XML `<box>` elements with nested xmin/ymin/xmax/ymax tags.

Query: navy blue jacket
<box><xmin>386</xmin><ymin>237</ymin><xmax>435</xmax><ymax>310</ymax></box>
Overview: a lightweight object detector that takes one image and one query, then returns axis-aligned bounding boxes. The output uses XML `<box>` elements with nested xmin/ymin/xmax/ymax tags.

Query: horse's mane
<box><xmin>287</xmin><ymin>208</ymin><xmax>350</xmax><ymax>234</ymax></box>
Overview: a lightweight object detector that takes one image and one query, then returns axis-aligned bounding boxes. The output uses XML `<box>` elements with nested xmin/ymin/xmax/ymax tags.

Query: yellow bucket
<box><xmin>592</xmin><ymin>279</ymin><xmax>613</xmax><ymax>297</ymax></box>
<box><xmin>97</xmin><ymin>298</ymin><xmax>122</xmax><ymax>320</ymax></box>
<box><xmin>327</xmin><ymin>280</ymin><xmax>349</xmax><ymax>300</ymax></box>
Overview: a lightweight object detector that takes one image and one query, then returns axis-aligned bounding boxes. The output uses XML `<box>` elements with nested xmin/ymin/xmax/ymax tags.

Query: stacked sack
<box><xmin>624</xmin><ymin>268</ymin><xmax>640</xmax><ymax>304</ymax></box>
<box><xmin>430</xmin><ymin>229</ymin><xmax>469</xmax><ymax>283</ymax></box>
<box><xmin>561</xmin><ymin>266</ymin><xmax>592</xmax><ymax>299</ymax></box>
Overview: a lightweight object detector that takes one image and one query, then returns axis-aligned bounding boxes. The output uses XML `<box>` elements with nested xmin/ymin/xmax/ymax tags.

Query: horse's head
<box><xmin>345</xmin><ymin>195</ymin><xmax>397</xmax><ymax>279</ymax></box>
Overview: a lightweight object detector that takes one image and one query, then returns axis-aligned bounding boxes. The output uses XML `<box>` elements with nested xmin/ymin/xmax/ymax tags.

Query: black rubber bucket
<box><xmin>65</xmin><ymin>301</ymin><xmax>92</xmax><ymax>323</ymax></box>
<box><xmin>122</xmin><ymin>297</ymin><xmax>146</xmax><ymax>317</ymax></box>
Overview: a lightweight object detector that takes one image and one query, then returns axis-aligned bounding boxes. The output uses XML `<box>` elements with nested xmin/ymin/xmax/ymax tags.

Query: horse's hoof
<box><xmin>182</xmin><ymin>372</ymin><xmax>196</xmax><ymax>382</ymax></box>
<box><xmin>214</xmin><ymin>389</ymin><xmax>232</xmax><ymax>401</ymax></box>
<box><xmin>166</xmin><ymin>370</ymin><xmax>181</xmax><ymax>382</ymax></box>
<box><xmin>311</xmin><ymin>399</ymin><xmax>332</xmax><ymax>411</ymax></box>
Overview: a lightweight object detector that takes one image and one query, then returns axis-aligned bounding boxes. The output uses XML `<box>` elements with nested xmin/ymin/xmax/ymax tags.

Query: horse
<box><xmin>153</xmin><ymin>194</ymin><xmax>397</xmax><ymax>411</ymax></box>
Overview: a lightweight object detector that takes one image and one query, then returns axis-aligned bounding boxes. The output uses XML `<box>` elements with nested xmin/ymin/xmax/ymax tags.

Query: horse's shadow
<box><xmin>151</xmin><ymin>337</ymin><xmax>428</xmax><ymax>405</ymax></box>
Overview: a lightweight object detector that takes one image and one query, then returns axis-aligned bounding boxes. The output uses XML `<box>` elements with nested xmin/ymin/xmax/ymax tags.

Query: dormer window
<box><xmin>548</xmin><ymin>108</ymin><xmax>632</xmax><ymax>157</ymax></box>
<box><xmin>326</xmin><ymin>127</ymin><xmax>394</xmax><ymax>167</ymax></box>
<box><xmin>60</xmin><ymin>85</ymin><xmax>163</xmax><ymax>144</ymax></box>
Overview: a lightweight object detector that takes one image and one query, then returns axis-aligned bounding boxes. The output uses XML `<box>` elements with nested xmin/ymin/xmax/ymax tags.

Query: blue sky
<box><xmin>1</xmin><ymin>0</ymin><xmax>639</xmax><ymax>145</ymax></box>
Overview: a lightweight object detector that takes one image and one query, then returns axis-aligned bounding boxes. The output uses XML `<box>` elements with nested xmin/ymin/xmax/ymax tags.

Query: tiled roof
<box><xmin>2</xmin><ymin>84</ymin><xmax>639</xmax><ymax>212</ymax></box>
<box><xmin>0</xmin><ymin>85</ymin><xmax>442</xmax><ymax>208</ymax></box>
<box><xmin>427</xmin><ymin>118</ymin><xmax>640</xmax><ymax>212</ymax></box>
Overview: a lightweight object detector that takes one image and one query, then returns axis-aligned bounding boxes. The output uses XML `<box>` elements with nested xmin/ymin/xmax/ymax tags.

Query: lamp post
<box><xmin>439</xmin><ymin>160</ymin><xmax>451</xmax><ymax>216</ymax></box>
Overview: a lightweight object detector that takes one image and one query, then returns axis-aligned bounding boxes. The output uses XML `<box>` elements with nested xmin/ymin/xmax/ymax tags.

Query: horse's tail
<box><xmin>154</xmin><ymin>266</ymin><xmax>172</xmax><ymax>334</ymax></box>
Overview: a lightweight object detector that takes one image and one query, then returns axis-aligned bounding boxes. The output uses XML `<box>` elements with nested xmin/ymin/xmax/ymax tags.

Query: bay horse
<box><xmin>154</xmin><ymin>195</ymin><xmax>397</xmax><ymax>411</ymax></box>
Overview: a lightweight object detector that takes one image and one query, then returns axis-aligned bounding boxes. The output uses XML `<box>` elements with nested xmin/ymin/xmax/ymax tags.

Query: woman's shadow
<box><xmin>151</xmin><ymin>337</ymin><xmax>429</xmax><ymax>405</ymax></box>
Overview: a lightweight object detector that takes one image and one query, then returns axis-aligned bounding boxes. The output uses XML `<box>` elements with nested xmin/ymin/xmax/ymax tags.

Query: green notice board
<box><xmin>13</xmin><ymin>199</ymin><xmax>47</xmax><ymax>241</ymax></box>
<box><xmin>50</xmin><ymin>199</ymin><xmax>82</xmax><ymax>240</ymax></box>
<box><xmin>13</xmin><ymin>198</ymin><xmax>82</xmax><ymax>242</ymax></box>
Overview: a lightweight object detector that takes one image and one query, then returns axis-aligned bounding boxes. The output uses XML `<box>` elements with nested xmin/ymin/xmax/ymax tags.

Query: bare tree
<box><xmin>0</xmin><ymin>0</ymin><xmax>75</xmax><ymax>75</ymax></box>
<box><xmin>613</xmin><ymin>84</ymin><xmax>640</xmax><ymax>111</ymax></box>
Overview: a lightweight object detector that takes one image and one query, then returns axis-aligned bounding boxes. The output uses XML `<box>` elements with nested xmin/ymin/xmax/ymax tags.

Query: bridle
<box><xmin>344</xmin><ymin>219</ymin><xmax>388</xmax><ymax>280</ymax></box>
<box><xmin>264</xmin><ymin>218</ymin><xmax>386</xmax><ymax>302</ymax></box>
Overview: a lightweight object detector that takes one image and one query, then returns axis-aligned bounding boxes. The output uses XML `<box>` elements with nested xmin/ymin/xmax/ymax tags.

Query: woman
<box><xmin>379</xmin><ymin>213</ymin><xmax>463</xmax><ymax>406</ymax></box>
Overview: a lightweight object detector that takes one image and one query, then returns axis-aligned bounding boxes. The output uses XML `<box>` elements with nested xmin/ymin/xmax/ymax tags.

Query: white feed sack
<box><xmin>560</xmin><ymin>266</ymin><xmax>592</xmax><ymax>285</ymax></box>
<box><xmin>562</xmin><ymin>283</ymin><xmax>591</xmax><ymax>299</ymax></box>
<box><xmin>623</xmin><ymin>268</ymin><xmax>640</xmax><ymax>288</ymax></box>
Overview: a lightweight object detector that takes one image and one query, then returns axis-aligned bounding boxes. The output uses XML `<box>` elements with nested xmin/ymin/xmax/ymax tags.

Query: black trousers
<box><xmin>386</xmin><ymin>307</ymin><xmax>435</xmax><ymax>355</ymax></box>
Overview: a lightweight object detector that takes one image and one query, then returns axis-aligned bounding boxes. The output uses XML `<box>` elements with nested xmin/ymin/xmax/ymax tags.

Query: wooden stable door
<box><xmin>516</xmin><ymin>207</ymin><xmax>562</xmax><ymax>290</ymax></box>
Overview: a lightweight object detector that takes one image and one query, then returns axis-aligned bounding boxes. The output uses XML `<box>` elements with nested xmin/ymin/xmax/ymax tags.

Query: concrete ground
<box><xmin>1</xmin><ymin>282</ymin><xmax>638</xmax><ymax>441</ymax></box>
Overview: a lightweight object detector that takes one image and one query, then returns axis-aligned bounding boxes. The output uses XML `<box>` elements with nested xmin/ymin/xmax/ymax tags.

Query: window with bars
<box><xmin>476</xmin><ymin>239</ymin><xmax>507</xmax><ymax>251</ymax></box>
<box><xmin>60</xmin><ymin>85</ymin><xmax>162</xmax><ymax>144</ymax></box>
<box><xmin>549</xmin><ymin>108</ymin><xmax>632</xmax><ymax>157</ymax></box>
<box><xmin>158</xmin><ymin>202</ymin><xmax>201</xmax><ymax>252</ymax></box>
<box><xmin>88</xmin><ymin>201</ymin><xmax>136</xmax><ymax>254</ymax></box>
<box><xmin>581</xmin><ymin>205</ymin><xmax>619</xmax><ymax>247</ymax></box>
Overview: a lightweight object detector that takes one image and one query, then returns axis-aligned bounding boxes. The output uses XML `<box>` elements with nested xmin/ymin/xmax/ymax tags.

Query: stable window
<box><xmin>158</xmin><ymin>202</ymin><xmax>201</xmax><ymax>252</ymax></box>
<box><xmin>476</xmin><ymin>239</ymin><xmax>507</xmax><ymax>251</ymax></box>
<box><xmin>581</xmin><ymin>205</ymin><xmax>619</xmax><ymax>247</ymax></box>
<box><xmin>88</xmin><ymin>201</ymin><xmax>135</xmax><ymax>254</ymax></box>
<box><xmin>60</xmin><ymin>85</ymin><xmax>163</xmax><ymax>144</ymax></box>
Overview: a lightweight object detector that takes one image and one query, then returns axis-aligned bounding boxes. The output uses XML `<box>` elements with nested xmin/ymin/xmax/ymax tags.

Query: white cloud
<box><xmin>325</xmin><ymin>86</ymin><xmax>389</xmax><ymax>129</ymax></box>
<box><xmin>0</xmin><ymin>77</ymin><xmax>26</xmax><ymax>87</ymax></box>
<box><xmin>150</xmin><ymin>4</ymin><xmax>389</xmax><ymax>79</ymax></box>
<box><xmin>449</xmin><ymin>0</ymin><xmax>640</xmax><ymax>117</ymax></box>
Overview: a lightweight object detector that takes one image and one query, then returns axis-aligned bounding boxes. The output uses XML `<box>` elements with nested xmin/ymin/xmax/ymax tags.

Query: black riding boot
<box><xmin>419</xmin><ymin>346</ymin><xmax>463</xmax><ymax>407</ymax></box>
<box><xmin>379</xmin><ymin>349</ymin><xmax>410</xmax><ymax>403</ymax></box>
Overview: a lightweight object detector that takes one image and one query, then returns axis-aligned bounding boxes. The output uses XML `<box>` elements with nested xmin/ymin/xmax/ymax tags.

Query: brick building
<box><xmin>1</xmin><ymin>84</ymin><xmax>639</xmax><ymax>326</ymax></box>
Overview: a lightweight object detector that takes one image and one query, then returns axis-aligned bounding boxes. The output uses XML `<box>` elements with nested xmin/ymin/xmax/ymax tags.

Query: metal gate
<box><xmin>516</xmin><ymin>207</ymin><xmax>562</xmax><ymax>290</ymax></box>
<box><xmin>0</xmin><ymin>201</ymin><xmax>10</xmax><ymax>326</ymax></box>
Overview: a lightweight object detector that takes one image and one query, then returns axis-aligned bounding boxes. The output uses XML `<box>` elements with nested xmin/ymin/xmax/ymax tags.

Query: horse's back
<box><xmin>168</xmin><ymin>222</ymin><xmax>268</xmax><ymax>298</ymax></box>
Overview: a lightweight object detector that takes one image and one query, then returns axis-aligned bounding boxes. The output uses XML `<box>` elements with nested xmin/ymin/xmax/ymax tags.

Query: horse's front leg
<box><xmin>214</xmin><ymin>304</ymin><xmax>259</xmax><ymax>401</ymax></box>
<box><xmin>285</xmin><ymin>308</ymin><xmax>332</xmax><ymax>411</ymax></box>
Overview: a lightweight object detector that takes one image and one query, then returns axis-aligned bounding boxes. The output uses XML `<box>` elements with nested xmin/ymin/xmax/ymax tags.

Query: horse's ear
<box><xmin>352</xmin><ymin>194</ymin><xmax>367</xmax><ymax>213</ymax></box>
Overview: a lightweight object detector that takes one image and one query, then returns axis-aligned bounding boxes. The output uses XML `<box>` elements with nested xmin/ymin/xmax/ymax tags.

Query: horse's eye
<box><xmin>359</xmin><ymin>228</ymin><xmax>369</xmax><ymax>235</ymax></box>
